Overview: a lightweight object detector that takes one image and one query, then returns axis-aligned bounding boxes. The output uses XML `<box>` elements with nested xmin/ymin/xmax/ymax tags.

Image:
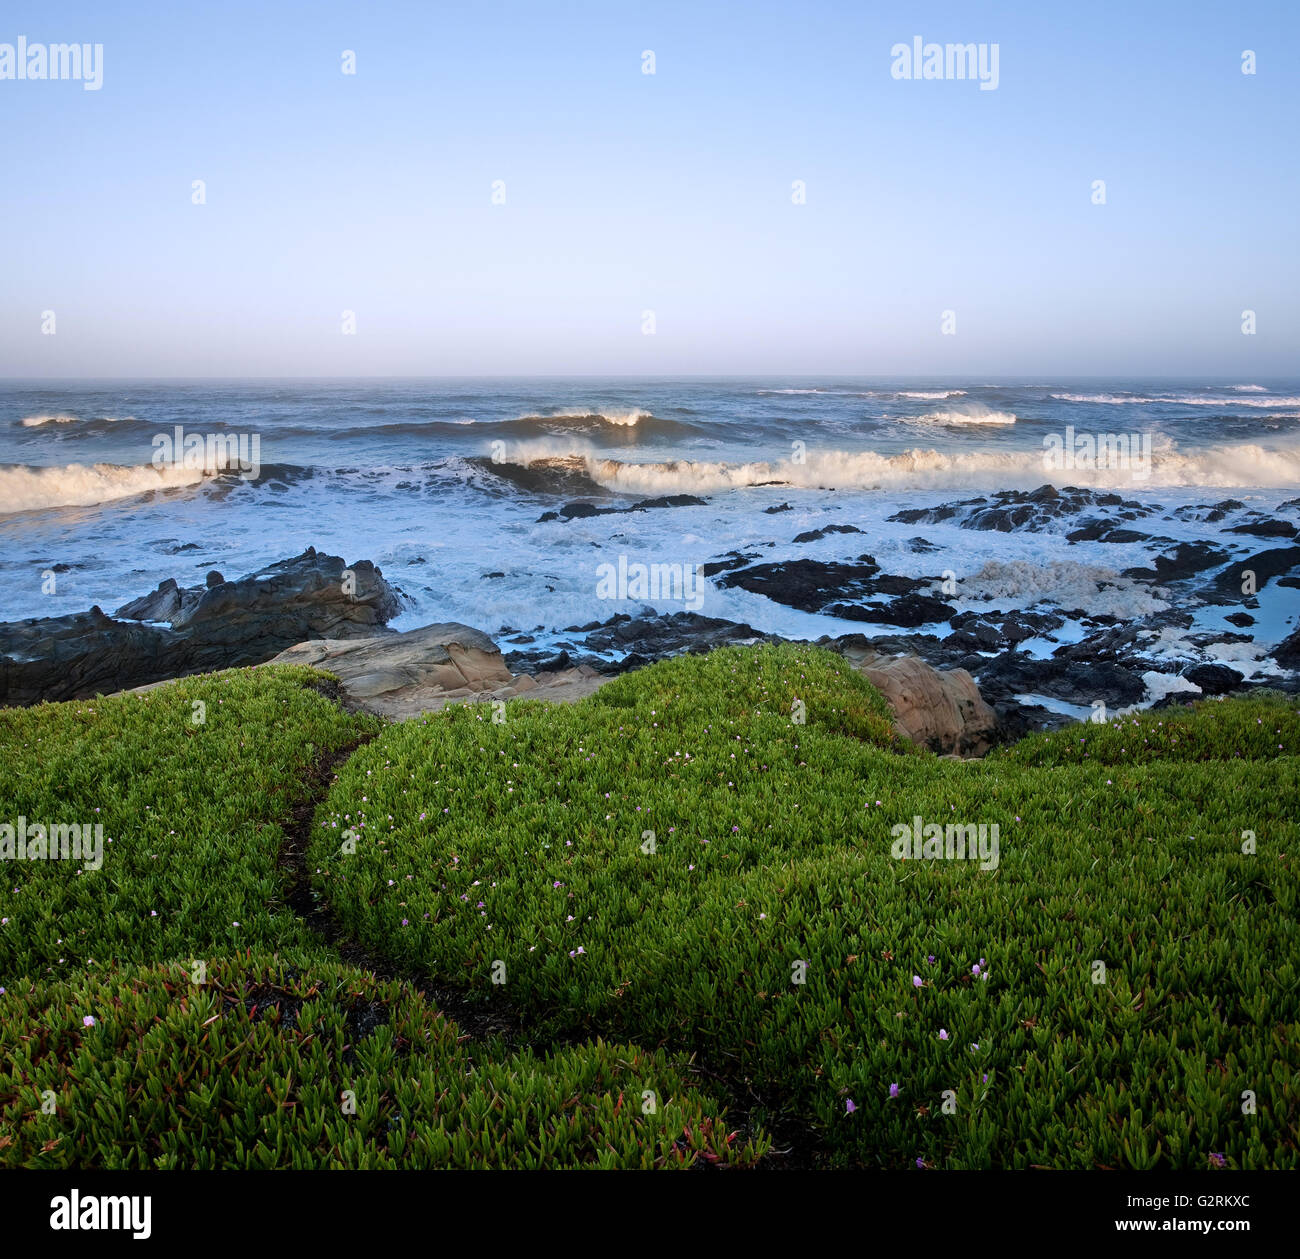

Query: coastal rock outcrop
<box><xmin>835</xmin><ymin>642</ymin><xmax>998</xmax><ymax>756</ymax></box>
<box><xmin>0</xmin><ymin>549</ymin><xmax>403</xmax><ymax>706</ymax></box>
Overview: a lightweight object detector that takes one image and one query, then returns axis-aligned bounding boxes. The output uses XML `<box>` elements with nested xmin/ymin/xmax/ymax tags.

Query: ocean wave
<box><xmin>18</xmin><ymin>413</ymin><xmax>136</xmax><ymax>427</ymax></box>
<box><xmin>915</xmin><ymin>406</ymin><xmax>1016</xmax><ymax>426</ymax></box>
<box><xmin>0</xmin><ymin>461</ymin><xmax>208</xmax><ymax>514</ymax></box>
<box><xmin>1227</xmin><ymin>384</ymin><xmax>1267</xmax><ymax>392</ymax></box>
<box><xmin>542</xmin><ymin>407</ymin><xmax>650</xmax><ymax>427</ymax></box>
<box><xmin>896</xmin><ymin>390</ymin><xmax>968</xmax><ymax>400</ymax></box>
<box><xmin>466</xmin><ymin>453</ymin><xmax>610</xmax><ymax>498</ymax></box>
<box><xmin>565</xmin><ymin>439</ymin><xmax>1300</xmax><ymax>494</ymax></box>
<box><xmin>1052</xmin><ymin>392</ymin><xmax>1300</xmax><ymax>407</ymax></box>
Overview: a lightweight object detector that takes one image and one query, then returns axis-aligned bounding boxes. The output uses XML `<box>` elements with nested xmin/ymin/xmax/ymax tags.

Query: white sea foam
<box><xmin>0</xmin><ymin>462</ymin><xmax>207</xmax><ymax>514</ymax></box>
<box><xmin>538</xmin><ymin>438</ymin><xmax>1300</xmax><ymax>495</ymax></box>
<box><xmin>953</xmin><ymin>560</ymin><xmax>1171</xmax><ymax>619</ymax></box>
<box><xmin>896</xmin><ymin>390</ymin><xmax>968</xmax><ymax>400</ymax></box>
<box><xmin>1142</xmin><ymin>671</ymin><xmax>1201</xmax><ymax>702</ymax></box>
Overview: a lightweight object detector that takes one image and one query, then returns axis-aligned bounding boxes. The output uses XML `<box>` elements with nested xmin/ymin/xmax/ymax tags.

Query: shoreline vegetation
<box><xmin>1</xmin><ymin>648</ymin><xmax>1296</xmax><ymax>1169</ymax></box>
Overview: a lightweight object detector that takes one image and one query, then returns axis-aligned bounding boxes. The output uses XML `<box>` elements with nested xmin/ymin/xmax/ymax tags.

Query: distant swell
<box><xmin>18</xmin><ymin>413</ymin><xmax>134</xmax><ymax>427</ymax></box>
<box><xmin>1052</xmin><ymin>392</ymin><xmax>1300</xmax><ymax>407</ymax></box>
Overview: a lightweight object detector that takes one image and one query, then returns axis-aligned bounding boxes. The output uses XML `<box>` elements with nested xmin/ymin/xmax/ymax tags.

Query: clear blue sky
<box><xmin>1</xmin><ymin>0</ymin><xmax>1297</xmax><ymax>376</ymax></box>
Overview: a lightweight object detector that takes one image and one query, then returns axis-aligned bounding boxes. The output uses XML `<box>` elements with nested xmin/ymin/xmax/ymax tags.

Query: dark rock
<box><xmin>1172</xmin><ymin>499</ymin><xmax>1243</xmax><ymax>524</ymax></box>
<box><xmin>1209</xmin><ymin>546</ymin><xmax>1300</xmax><ymax>601</ymax></box>
<box><xmin>582</xmin><ymin>611</ymin><xmax>768</xmax><ymax>658</ymax></box>
<box><xmin>700</xmin><ymin>552</ymin><xmax>761</xmax><ymax>578</ymax></box>
<box><xmin>538</xmin><ymin>495</ymin><xmax>707</xmax><ymax>523</ymax></box>
<box><xmin>1272</xmin><ymin>627</ymin><xmax>1300</xmax><ymax>669</ymax></box>
<box><xmin>792</xmin><ymin>524</ymin><xmax>863</xmax><ymax>544</ymax></box>
<box><xmin>888</xmin><ymin>498</ymin><xmax>984</xmax><ymax>526</ymax></box>
<box><xmin>764</xmin><ymin>502</ymin><xmax>793</xmax><ymax>514</ymax></box>
<box><xmin>975</xmin><ymin>652</ymin><xmax>1146</xmax><ymax>708</ymax></box>
<box><xmin>1</xmin><ymin>548</ymin><xmax>404</xmax><ymax>706</ymax></box>
<box><xmin>1225</xmin><ymin>612</ymin><xmax>1256</xmax><ymax>628</ymax></box>
<box><xmin>115</xmin><ymin>578</ymin><xmax>182</xmax><ymax>622</ymax></box>
<box><xmin>1181</xmin><ymin>663</ymin><xmax>1244</xmax><ymax>694</ymax></box>
<box><xmin>827</xmin><ymin>593</ymin><xmax>957</xmax><ymax>628</ymax></box>
<box><xmin>890</xmin><ymin>485</ymin><xmax>1160</xmax><ymax>535</ymax></box>
<box><xmin>1225</xmin><ymin>518</ymin><xmax>1298</xmax><ymax>539</ymax></box>
<box><xmin>714</xmin><ymin>558</ymin><xmax>880</xmax><ymax>612</ymax></box>
<box><xmin>1122</xmin><ymin>541</ymin><xmax>1231</xmax><ymax>583</ymax></box>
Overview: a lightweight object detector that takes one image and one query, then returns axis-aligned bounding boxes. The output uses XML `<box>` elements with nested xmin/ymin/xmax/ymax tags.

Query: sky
<box><xmin>0</xmin><ymin>0</ymin><xmax>1297</xmax><ymax>377</ymax></box>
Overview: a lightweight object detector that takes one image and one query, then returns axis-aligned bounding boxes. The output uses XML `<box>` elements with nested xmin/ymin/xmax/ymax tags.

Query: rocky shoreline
<box><xmin>4</xmin><ymin>483</ymin><xmax>1298</xmax><ymax>746</ymax></box>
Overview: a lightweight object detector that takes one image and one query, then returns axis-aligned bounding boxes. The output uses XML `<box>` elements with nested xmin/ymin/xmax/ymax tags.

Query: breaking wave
<box><xmin>1052</xmin><ymin>392</ymin><xmax>1300</xmax><ymax>407</ymax></box>
<box><xmin>915</xmin><ymin>406</ymin><xmax>1016</xmax><ymax>426</ymax></box>
<box><xmin>517</xmin><ymin>438</ymin><xmax>1300</xmax><ymax>495</ymax></box>
<box><xmin>0</xmin><ymin>461</ymin><xmax>209</xmax><ymax>514</ymax></box>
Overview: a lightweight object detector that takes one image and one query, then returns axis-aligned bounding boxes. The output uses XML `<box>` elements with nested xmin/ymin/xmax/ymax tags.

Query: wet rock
<box><xmin>974</xmin><ymin>651</ymin><xmax>1146</xmax><ymax>709</ymax></box>
<box><xmin>792</xmin><ymin>524</ymin><xmax>863</xmax><ymax>544</ymax></box>
<box><xmin>1121</xmin><ymin>541</ymin><xmax>1231</xmax><ymax>583</ymax></box>
<box><xmin>1181</xmin><ymin>663</ymin><xmax>1245</xmax><ymax>694</ymax></box>
<box><xmin>1208</xmin><ymin>546</ymin><xmax>1300</xmax><ymax>601</ymax></box>
<box><xmin>1225</xmin><ymin>518</ymin><xmax>1298</xmax><ymax>539</ymax></box>
<box><xmin>827</xmin><ymin>593</ymin><xmax>957</xmax><ymax>628</ymax></box>
<box><xmin>537</xmin><ymin>494</ymin><xmax>706</xmax><ymax>522</ymax></box>
<box><xmin>1272</xmin><ymin>627</ymin><xmax>1300</xmax><ymax>669</ymax></box>
<box><xmin>1</xmin><ymin>548</ymin><xmax>404</xmax><ymax>706</ymax></box>
<box><xmin>1172</xmin><ymin>499</ymin><xmax>1244</xmax><ymax>524</ymax></box>
<box><xmin>714</xmin><ymin>558</ymin><xmax>882</xmax><ymax>612</ymax></box>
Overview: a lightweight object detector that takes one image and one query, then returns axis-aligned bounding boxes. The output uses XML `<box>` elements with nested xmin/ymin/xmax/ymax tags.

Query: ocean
<box><xmin>3</xmin><ymin>377</ymin><xmax>1299</xmax><ymax>674</ymax></box>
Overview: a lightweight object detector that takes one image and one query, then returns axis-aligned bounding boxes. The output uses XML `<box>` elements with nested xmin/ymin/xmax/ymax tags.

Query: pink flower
<box><xmin>845</xmin><ymin>1099</ymin><xmax>856</xmax><ymax>1114</ymax></box>
<box><xmin>82</xmin><ymin>1015</ymin><xmax>95</xmax><ymax>1027</ymax></box>
<box><xmin>938</xmin><ymin>1028</ymin><xmax>949</xmax><ymax>1040</ymax></box>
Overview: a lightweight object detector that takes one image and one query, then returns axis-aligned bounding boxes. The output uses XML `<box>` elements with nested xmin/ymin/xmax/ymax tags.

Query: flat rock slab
<box><xmin>262</xmin><ymin>622</ymin><xmax>609</xmax><ymax>720</ymax></box>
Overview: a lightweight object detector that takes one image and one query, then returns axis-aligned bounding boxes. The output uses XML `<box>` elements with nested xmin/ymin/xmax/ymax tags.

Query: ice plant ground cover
<box><xmin>0</xmin><ymin>647</ymin><xmax>1295</xmax><ymax>1168</ymax></box>
<box><xmin>0</xmin><ymin>669</ymin><xmax>761</xmax><ymax>1169</ymax></box>
<box><xmin>313</xmin><ymin>646</ymin><xmax>1300</xmax><ymax>1169</ymax></box>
